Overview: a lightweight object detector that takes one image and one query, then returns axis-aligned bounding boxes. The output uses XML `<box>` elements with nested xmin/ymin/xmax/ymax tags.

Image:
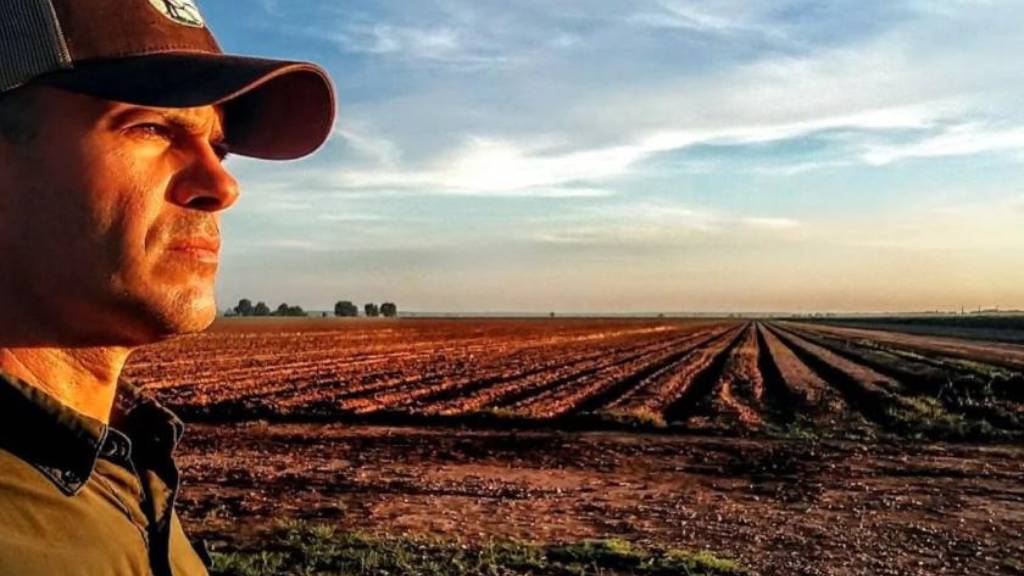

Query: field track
<box><xmin>127</xmin><ymin>318</ymin><xmax>1024</xmax><ymax>440</ymax></box>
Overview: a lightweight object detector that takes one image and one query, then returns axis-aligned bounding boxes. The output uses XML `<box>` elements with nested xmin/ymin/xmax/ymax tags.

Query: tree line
<box><xmin>227</xmin><ymin>299</ymin><xmax>398</xmax><ymax>318</ymax></box>
<box><xmin>334</xmin><ymin>301</ymin><xmax>398</xmax><ymax>318</ymax></box>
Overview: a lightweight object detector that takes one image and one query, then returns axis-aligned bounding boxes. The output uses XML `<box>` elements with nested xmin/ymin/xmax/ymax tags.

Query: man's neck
<box><xmin>0</xmin><ymin>346</ymin><xmax>132</xmax><ymax>424</ymax></box>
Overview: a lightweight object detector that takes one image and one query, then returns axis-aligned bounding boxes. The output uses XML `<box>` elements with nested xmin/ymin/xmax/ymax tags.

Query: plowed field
<box><xmin>129</xmin><ymin>319</ymin><xmax>1024</xmax><ymax>575</ymax></box>
<box><xmin>128</xmin><ymin>318</ymin><xmax>1024</xmax><ymax>441</ymax></box>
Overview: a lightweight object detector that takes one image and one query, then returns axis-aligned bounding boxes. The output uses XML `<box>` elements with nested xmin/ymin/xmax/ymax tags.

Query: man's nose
<box><xmin>169</xmin><ymin>143</ymin><xmax>241</xmax><ymax>212</ymax></box>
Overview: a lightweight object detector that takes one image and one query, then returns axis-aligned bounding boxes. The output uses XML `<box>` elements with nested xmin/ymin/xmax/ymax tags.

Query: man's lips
<box><xmin>166</xmin><ymin>237</ymin><xmax>221</xmax><ymax>263</ymax></box>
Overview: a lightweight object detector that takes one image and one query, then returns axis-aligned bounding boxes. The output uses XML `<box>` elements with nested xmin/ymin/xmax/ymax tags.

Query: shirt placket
<box><xmin>96</xmin><ymin>429</ymin><xmax>151</xmax><ymax>547</ymax></box>
<box><xmin>138</xmin><ymin>437</ymin><xmax>182</xmax><ymax>576</ymax></box>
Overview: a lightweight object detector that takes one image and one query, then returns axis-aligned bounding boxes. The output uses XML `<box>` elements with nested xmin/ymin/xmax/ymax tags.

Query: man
<box><xmin>0</xmin><ymin>0</ymin><xmax>334</xmax><ymax>574</ymax></box>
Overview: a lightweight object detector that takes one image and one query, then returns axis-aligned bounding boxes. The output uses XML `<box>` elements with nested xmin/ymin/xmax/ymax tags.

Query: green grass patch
<box><xmin>209</xmin><ymin>521</ymin><xmax>747</xmax><ymax>576</ymax></box>
<box><xmin>1001</xmin><ymin>557</ymin><xmax>1024</xmax><ymax>575</ymax></box>
<box><xmin>770</xmin><ymin>421</ymin><xmax>822</xmax><ymax>441</ymax></box>
<box><xmin>883</xmin><ymin>396</ymin><xmax>1008</xmax><ymax>442</ymax></box>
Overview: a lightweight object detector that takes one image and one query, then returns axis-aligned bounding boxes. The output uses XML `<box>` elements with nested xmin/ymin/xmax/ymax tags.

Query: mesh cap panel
<box><xmin>0</xmin><ymin>0</ymin><xmax>70</xmax><ymax>92</ymax></box>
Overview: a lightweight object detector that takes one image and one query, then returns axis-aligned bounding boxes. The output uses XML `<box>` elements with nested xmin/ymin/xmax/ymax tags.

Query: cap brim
<box><xmin>37</xmin><ymin>53</ymin><xmax>336</xmax><ymax>160</ymax></box>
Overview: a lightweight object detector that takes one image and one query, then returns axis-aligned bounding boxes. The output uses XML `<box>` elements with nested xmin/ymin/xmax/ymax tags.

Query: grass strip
<box><xmin>208</xmin><ymin>521</ymin><xmax>748</xmax><ymax>576</ymax></box>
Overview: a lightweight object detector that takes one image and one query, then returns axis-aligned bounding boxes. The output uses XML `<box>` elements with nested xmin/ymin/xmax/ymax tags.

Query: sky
<box><xmin>203</xmin><ymin>0</ymin><xmax>1024</xmax><ymax>314</ymax></box>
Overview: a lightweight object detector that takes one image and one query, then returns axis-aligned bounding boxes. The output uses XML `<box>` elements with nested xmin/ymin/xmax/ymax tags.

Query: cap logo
<box><xmin>147</xmin><ymin>0</ymin><xmax>206</xmax><ymax>28</ymax></box>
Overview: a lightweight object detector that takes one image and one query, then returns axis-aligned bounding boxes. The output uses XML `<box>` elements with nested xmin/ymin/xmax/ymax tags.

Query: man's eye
<box><xmin>131</xmin><ymin>123</ymin><xmax>173</xmax><ymax>140</ymax></box>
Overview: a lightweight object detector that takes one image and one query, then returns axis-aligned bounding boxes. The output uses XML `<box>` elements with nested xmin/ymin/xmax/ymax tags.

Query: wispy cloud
<box><xmin>249</xmin><ymin>238</ymin><xmax>337</xmax><ymax>252</ymax></box>
<box><xmin>752</xmin><ymin>160</ymin><xmax>852</xmax><ymax>176</ymax></box>
<box><xmin>336</xmin><ymin>24</ymin><xmax>457</xmax><ymax>56</ymax></box>
<box><xmin>334</xmin><ymin>127</ymin><xmax>401</xmax><ymax>168</ymax></box>
<box><xmin>317</xmin><ymin>213</ymin><xmax>389</xmax><ymax>223</ymax></box>
<box><xmin>317</xmin><ymin>15</ymin><xmax>515</xmax><ymax>69</ymax></box>
<box><xmin>740</xmin><ymin>217</ymin><xmax>802</xmax><ymax>230</ymax></box>
<box><xmin>529</xmin><ymin>201</ymin><xmax>801</xmax><ymax>246</ymax></box>
<box><xmin>629</xmin><ymin>0</ymin><xmax>788</xmax><ymax>40</ymax></box>
<box><xmin>337</xmin><ymin>138</ymin><xmax>644</xmax><ymax>193</ymax></box>
<box><xmin>862</xmin><ymin>123</ymin><xmax>1024</xmax><ymax>165</ymax></box>
<box><xmin>330</xmin><ymin>102</ymin><xmax>951</xmax><ymax>196</ymax></box>
<box><xmin>256</xmin><ymin>0</ymin><xmax>280</xmax><ymax>16</ymax></box>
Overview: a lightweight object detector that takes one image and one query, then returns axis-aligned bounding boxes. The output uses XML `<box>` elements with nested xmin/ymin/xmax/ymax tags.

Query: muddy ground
<box><xmin>176</xmin><ymin>423</ymin><xmax>1024</xmax><ymax>576</ymax></box>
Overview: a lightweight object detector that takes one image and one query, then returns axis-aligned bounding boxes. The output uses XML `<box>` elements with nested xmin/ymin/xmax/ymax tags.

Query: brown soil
<box><xmin>133</xmin><ymin>319</ymin><xmax>1024</xmax><ymax>441</ymax></box>
<box><xmin>176</xmin><ymin>423</ymin><xmax>1024</xmax><ymax>576</ymax></box>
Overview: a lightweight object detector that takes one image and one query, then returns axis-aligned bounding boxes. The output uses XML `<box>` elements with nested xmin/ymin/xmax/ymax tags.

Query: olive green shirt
<box><xmin>0</xmin><ymin>371</ymin><xmax>209</xmax><ymax>576</ymax></box>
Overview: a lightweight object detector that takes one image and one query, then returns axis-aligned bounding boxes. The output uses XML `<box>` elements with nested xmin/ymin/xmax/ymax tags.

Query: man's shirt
<box><xmin>0</xmin><ymin>371</ymin><xmax>209</xmax><ymax>576</ymax></box>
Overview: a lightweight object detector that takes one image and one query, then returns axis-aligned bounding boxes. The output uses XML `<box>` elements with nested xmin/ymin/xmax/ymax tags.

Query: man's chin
<box><xmin>162</xmin><ymin>296</ymin><xmax>218</xmax><ymax>334</ymax></box>
<box><xmin>67</xmin><ymin>264</ymin><xmax>221</xmax><ymax>345</ymax></box>
<box><xmin>130</xmin><ymin>288</ymin><xmax>219</xmax><ymax>342</ymax></box>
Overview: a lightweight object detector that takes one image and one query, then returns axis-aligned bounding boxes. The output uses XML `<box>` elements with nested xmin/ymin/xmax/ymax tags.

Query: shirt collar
<box><xmin>0</xmin><ymin>371</ymin><xmax>185</xmax><ymax>496</ymax></box>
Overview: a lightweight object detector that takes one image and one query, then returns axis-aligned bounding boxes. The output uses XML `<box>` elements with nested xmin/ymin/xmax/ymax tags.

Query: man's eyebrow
<box><xmin>110</xmin><ymin>106</ymin><xmax>227</xmax><ymax>144</ymax></box>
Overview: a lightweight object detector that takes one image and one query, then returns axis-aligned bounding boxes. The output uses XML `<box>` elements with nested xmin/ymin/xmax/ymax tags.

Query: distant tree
<box><xmin>380</xmin><ymin>302</ymin><xmax>398</xmax><ymax>318</ymax></box>
<box><xmin>334</xmin><ymin>300</ymin><xmax>359</xmax><ymax>317</ymax></box>
<box><xmin>549</xmin><ymin>312</ymin><xmax>556</xmax><ymax>318</ymax></box>
<box><xmin>364</xmin><ymin>303</ymin><xmax>380</xmax><ymax>318</ymax></box>
<box><xmin>273</xmin><ymin>303</ymin><xmax>307</xmax><ymax>317</ymax></box>
<box><xmin>234</xmin><ymin>298</ymin><xmax>254</xmax><ymax>317</ymax></box>
<box><xmin>254</xmin><ymin>301</ymin><xmax>271</xmax><ymax>316</ymax></box>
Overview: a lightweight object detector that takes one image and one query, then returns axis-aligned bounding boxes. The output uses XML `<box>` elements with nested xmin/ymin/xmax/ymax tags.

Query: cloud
<box><xmin>550</xmin><ymin>31</ymin><xmax>581</xmax><ymax>49</ymax></box>
<box><xmin>907</xmin><ymin>0</ymin><xmax>1004</xmax><ymax>17</ymax></box>
<box><xmin>312</xmin><ymin>10</ymin><xmax>517</xmax><ymax>69</ymax></box>
<box><xmin>231</xmin><ymin>196</ymin><xmax>315</xmax><ymax>215</ymax></box>
<box><xmin>321</xmin><ymin>9</ymin><xmax>1022</xmax><ymax>196</ymax></box>
<box><xmin>249</xmin><ymin>239</ymin><xmax>336</xmax><ymax>253</ymax></box>
<box><xmin>861</xmin><ymin>124</ymin><xmax>1024</xmax><ymax>165</ymax></box>
<box><xmin>256</xmin><ymin>0</ymin><xmax>279</xmax><ymax>16</ymax></box>
<box><xmin>740</xmin><ymin>217</ymin><xmax>802</xmax><ymax>230</ymax></box>
<box><xmin>330</xmin><ymin>101</ymin><xmax>950</xmax><ymax>196</ymax></box>
<box><xmin>335</xmin><ymin>23</ymin><xmax>458</xmax><ymax>57</ymax></box>
<box><xmin>528</xmin><ymin>201</ymin><xmax>801</xmax><ymax>246</ymax></box>
<box><xmin>336</xmin><ymin>137</ymin><xmax>644</xmax><ymax>192</ymax></box>
<box><xmin>288</xmin><ymin>0</ymin><xmax>1022</xmax><ymax>165</ymax></box>
<box><xmin>530</xmin><ymin>202</ymin><xmax>717</xmax><ymax>245</ymax></box>
<box><xmin>629</xmin><ymin>0</ymin><xmax>788</xmax><ymax>40</ymax></box>
<box><xmin>317</xmin><ymin>213</ymin><xmax>389</xmax><ymax>223</ymax></box>
<box><xmin>334</xmin><ymin>127</ymin><xmax>401</xmax><ymax>168</ymax></box>
<box><xmin>752</xmin><ymin>160</ymin><xmax>852</xmax><ymax>176</ymax></box>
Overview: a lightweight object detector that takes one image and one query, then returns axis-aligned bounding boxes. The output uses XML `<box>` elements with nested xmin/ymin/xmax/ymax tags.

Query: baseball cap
<box><xmin>0</xmin><ymin>0</ymin><xmax>335</xmax><ymax>160</ymax></box>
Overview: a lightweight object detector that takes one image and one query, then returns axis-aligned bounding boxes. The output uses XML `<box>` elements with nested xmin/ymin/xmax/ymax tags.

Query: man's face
<box><xmin>0</xmin><ymin>86</ymin><xmax>239</xmax><ymax>346</ymax></box>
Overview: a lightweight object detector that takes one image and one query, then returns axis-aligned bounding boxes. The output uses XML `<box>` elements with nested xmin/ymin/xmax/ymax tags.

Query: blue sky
<box><xmin>204</xmin><ymin>0</ymin><xmax>1024</xmax><ymax>313</ymax></box>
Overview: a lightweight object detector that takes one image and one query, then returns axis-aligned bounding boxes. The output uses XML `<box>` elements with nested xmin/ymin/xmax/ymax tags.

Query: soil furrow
<box><xmin>667</xmin><ymin>324</ymin><xmax>764</xmax><ymax>431</ymax></box>
<box><xmin>757</xmin><ymin>323</ymin><xmax>876</xmax><ymax>435</ymax></box>
<box><xmin>767</xmin><ymin>323</ymin><xmax>983</xmax><ymax>439</ymax></box>
<box><xmin>780</xmin><ymin>324</ymin><xmax>1023</xmax><ymax>432</ymax></box>
<box><xmin>486</xmin><ymin>331</ymin><xmax>716</xmax><ymax>411</ymax></box>
<box><xmin>509</xmin><ymin>329</ymin><xmax>733</xmax><ymax>419</ymax></box>
<box><xmin>655</xmin><ymin>324</ymin><xmax>749</xmax><ymax>422</ymax></box>
<box><xmin>564</xmin><ymin>327</ymin><xmax>735</xmax><ymax>416</ymax></box>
